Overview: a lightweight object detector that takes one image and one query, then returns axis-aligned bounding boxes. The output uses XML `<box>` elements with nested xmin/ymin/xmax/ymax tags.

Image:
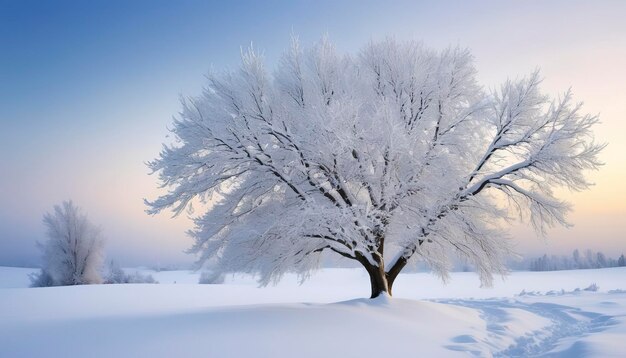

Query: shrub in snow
<box><xmin>147</xmin><ymin>36</ymin><xmax>604</xmax><ymax>298</ymax></box>
<box><xmin>104</xmin><ymin>261</ymin><xmax>158</xmax><ymax>284</ymax></box>
<box><xmin>519</xmin><ymin>286</ymin><xmax>599</xmax><ymax>297</ymax></box>
<box><xmin>29</xmin><ymin>270</ymin><xmax>54</xmax><ymax>288</ymax></box>
<box><xmin>31</xmin><ymin>201</ymin><xmax>105</xmax><ymax>287</ymax></box>
<box><xmin>104</xmin><ymin>260</ymin><xmax>127</xmax><ymax>284</ymax></box>
<box><xmin>124</xmin><ymin>272</ymin><xmax>158</xmax><ymax>284</ymax></box>
<box><xmin>609</xmin><ymin>289</ymin><xmax>626</xmax><ymax>294</ymax></box>
<box><xmin>105</xmin><ymin>271</ymin><xmax>157</xmax><ymax>284</ymax></box>
<box><xmin>198</xmin><ymin>270</ymin><xmax>225</xmax><ymax>284</ymax></box>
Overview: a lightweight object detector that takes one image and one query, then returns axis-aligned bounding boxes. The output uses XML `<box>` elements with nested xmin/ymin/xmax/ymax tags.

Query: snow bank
<box><xmin>0</xmin><ymin>284</ymin><xmax>489</xmax><ymax>357</ymax></box>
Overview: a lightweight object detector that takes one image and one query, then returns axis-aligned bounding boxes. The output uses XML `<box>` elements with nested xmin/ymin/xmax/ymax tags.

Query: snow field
<box><xmin>1</xmin><ymin>266</ymin><xmax>625</xmax><ymax>357</ymax></box>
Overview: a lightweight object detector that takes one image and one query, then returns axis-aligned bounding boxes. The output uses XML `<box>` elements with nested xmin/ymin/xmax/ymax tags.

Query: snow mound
<box><xmin>1</xmin><ymin>284</ymin><xmax>488</xmax><ymax>357</ymax></box>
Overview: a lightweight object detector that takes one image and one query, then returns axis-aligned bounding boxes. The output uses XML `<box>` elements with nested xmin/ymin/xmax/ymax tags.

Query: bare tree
<box><xmin>147</xmin><ymin>37</ymin><xmax>603</xmax><ymax>298</ymax></box>
<box><xmin>31</xmin><ymin>201</ymin><xmax>105</xmax><ymax>286</ymax></box>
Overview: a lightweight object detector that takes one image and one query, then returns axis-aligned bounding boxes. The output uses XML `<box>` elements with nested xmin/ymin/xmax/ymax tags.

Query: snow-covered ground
<box><xmin>1</xmin><ymin>266</ymin><xmax>625</xmax><ymax>357</ymax></box>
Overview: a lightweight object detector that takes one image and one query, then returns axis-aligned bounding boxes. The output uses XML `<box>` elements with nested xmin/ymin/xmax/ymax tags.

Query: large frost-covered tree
<box><xmin>31</xmin><ymin>201</ymin><xmax>105</xmax><ymax>286</ymax></box>
<box><xmin>147</xmin><ymin>37</ymin><xmax>603</xmax><ymax>298</ymax></box>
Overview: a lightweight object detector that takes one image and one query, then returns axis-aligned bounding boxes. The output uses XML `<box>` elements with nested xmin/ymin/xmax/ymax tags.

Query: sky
<box><xmin>1</xmin><ymin>0</ymin><xmax>624</xmax><ymax>267</ymax></box>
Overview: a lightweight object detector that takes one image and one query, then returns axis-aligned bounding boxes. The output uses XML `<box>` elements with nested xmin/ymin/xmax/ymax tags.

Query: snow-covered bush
<box><xmin>104</xmin><ymin>261</ymin><xmax>158</xmax><ymax>284</ymax></box>
<box><xmin>124</xmin><ymin>272</ymin><xmax>158</xmax><ymax>284</ymax></box>
<box><xmin>104</xmin><ymin>260</ymin><xmax>126</xmax><ymax>284</ymax></box>
<box><xmin>31</xmin><ymin>201</ymin><xmax>105</xmax><ymax>287</ymax></box>
<box><xmin>198</xmin><ymin>270</ymin><xmax>225</xmax><ymax>284</ymax></box>
<box><xmin>105</xmin><ymin>271</ymin><xmax>157</xmax><ymax>284</ymax></box>
<box><xmin>29</xmin><ymin>270</ymin><xmax>54</xmax><ymax>288</ymax></box>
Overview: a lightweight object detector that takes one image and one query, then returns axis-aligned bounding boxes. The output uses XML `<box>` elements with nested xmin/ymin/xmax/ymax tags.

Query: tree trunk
<box><xmin>357</xmin><ymin>252</ymin><xmax>390</xmax><ymax>298</ymax></box>
<box><xmin>366</xmin><ymin>263</ymin><xmax>389</xmax><ymax>298</ymax></box>
<box><xmin>386</xmin><ymin>255</ymin><xmax>409</xmax><ymax>297</ymax></box>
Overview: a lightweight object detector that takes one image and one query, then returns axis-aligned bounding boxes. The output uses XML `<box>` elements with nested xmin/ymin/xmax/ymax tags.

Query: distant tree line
<box><xmin>527</xmin><ymin>249</ymin><xmax>626</xmax><ymax>271</ymax></box>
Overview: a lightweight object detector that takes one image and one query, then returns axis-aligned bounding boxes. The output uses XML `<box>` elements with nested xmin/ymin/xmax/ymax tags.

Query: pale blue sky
<box><xmin>1</xmin><ymin>1</ymin><xmax>624</xmax><ymax>266</ymax></box>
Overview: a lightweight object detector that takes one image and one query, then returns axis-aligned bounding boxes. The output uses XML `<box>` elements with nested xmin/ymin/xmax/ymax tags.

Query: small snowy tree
<box><xmin>31</xmin><ymin>201</ymin><xmax>105</xmax><ymax>286</ymax></box>
<box><xmin>104</xmin><ymin>260</ymin><xmax>126</xmax><ymax>284</ymax></box>
<box><xmin>147</xmin><ymin>37</ymin><xmax>603</xmax><ymax>298</ymax></box>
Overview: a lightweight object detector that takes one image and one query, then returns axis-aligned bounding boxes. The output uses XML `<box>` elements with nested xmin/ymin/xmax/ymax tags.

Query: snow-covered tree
<box><xmin>147</xmin><ymin>37</ymin><xmax>603</xmax><ymax>298</ymax></box>
<box><xmin>31</xmin><ymin>201</ymin><xmax>105</xmax><ymax>286</ymax></box>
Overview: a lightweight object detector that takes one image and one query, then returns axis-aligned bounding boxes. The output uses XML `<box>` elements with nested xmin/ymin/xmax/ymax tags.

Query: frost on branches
<box><xmin>147</xmin><ymin>37</ymin><xmax>603</xmax><ymax>298</ymax></box>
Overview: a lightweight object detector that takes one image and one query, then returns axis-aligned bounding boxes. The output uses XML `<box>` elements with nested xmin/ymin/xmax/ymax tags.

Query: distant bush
<box><xmin>518</xmin><ymin>283</ymin><xmax>600</xmax><ymax>296</ymax></box>
<box><xmin>198</xmin><ymin>270</ymin><xmax>225</xmax><ymax>284</ymax></box>
<box><xmin>124</xmin><ymin>272</ymin><xmax>158</xmax><ymax>284</ymax></box>
<box><xmin>149</xmin><ymin>264</ymin><xmax>186</xmax><ymax>272</ymax></box>
<box><xmin>29</xmin><ymin>270</ymin><xmax>54</xmax><ymax>288</ymax></box>
<box><xmin>104</xmin><ymin>261</ymin><xmax>158</xmax><ymax>284</ymax></box>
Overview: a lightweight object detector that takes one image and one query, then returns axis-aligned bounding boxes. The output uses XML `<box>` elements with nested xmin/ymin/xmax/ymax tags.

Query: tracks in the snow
<box><xmin>437</xmin><ymin>297</ymin><xmax>618</xmax><ymax>357</ymax></box>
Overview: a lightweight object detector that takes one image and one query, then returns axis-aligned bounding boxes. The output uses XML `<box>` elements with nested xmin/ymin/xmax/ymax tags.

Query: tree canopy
<box><xmin>147</xmin><ymin>37</ymin><xmax>603</xmax><ymax>297</ymax></box>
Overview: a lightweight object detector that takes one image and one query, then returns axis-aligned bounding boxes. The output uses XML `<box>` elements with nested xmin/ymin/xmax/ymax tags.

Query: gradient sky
<box><xmin>1</xmin><ymin>0</ymin><xmax>624</xmax><ymax>267</ymax></box>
